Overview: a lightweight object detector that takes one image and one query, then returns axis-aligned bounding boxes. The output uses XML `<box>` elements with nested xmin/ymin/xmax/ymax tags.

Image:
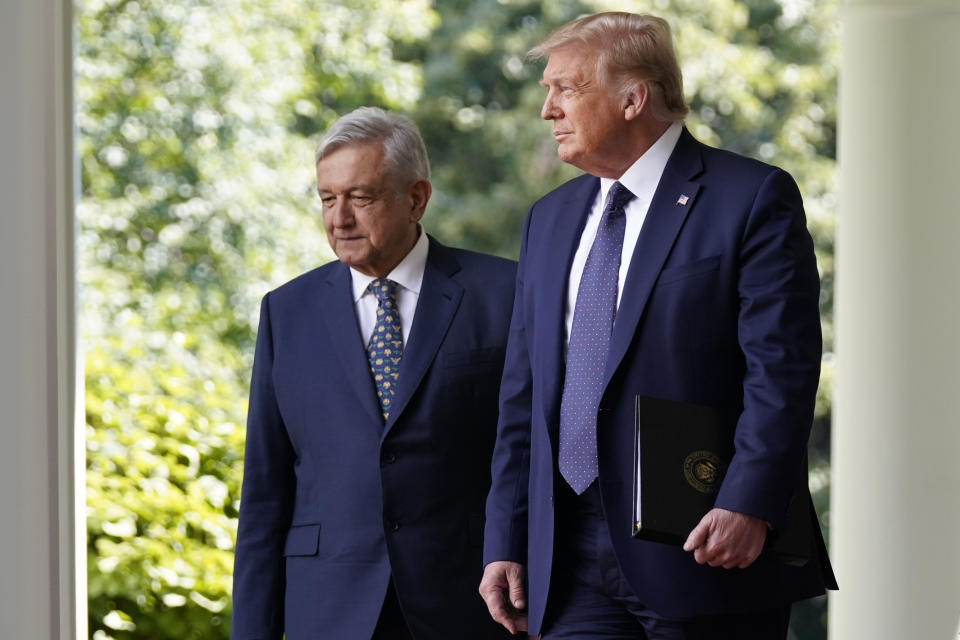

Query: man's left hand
<box><xmin>683</xmin><ymin>508</ymin><xmax>768</xmax><ymax>569</ymax></box>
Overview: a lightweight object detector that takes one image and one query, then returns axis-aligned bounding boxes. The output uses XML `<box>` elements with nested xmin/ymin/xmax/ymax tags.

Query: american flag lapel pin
<box><xmin>676</xmin><ymin>194</ymin><xmax>689</xmax><ymax>206</ymax></box>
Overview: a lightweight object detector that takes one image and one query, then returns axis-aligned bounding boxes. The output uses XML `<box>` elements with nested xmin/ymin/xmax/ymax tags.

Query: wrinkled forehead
<box><xmin>316</xmin><ymin>143</ymin><xmax>392</xmax><ymax>189</ymax></box>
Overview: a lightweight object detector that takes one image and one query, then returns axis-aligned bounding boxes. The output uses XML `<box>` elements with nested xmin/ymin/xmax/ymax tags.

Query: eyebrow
<box><xmin>540</xmin><ymin>76</ymin><xmax>569</xmax><ymax>88</ymax></box>
<box><xmin>539</xmin><ymin>74</ymin><xmax>591</xmax><ymax>90</ymax></box>
<box><xmin>318</xmin><ymin>185</ymin><xmax>379</xmax><ymax>194</ymax></box>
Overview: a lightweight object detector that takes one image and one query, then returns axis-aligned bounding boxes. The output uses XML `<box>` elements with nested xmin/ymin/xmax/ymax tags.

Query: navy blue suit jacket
<box><xmin>232</xmin><ymin>236</ymin><xmax>516</xmax><ymax>640</ymax></box>
<box><xmin>483</xmin><ymin>129</ymin><xmax>835</xmax><ymax>634</ymax></box>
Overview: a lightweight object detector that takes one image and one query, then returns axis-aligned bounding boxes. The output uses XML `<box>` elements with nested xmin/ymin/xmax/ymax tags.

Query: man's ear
<box><xmin>623</xmin><ymin>82</ymin><xmax>650</xmax><ymax>121</ymax></box>
<box><xmin>408</xmin><ymin>179</ymin><xmax>432</xmax><ymax>222</ymax></box>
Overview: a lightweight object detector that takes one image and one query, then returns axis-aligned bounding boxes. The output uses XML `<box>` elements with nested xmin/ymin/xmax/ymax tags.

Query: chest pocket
<box><xmin>443</xmin><ymin>347</ymin><xmax>504</xmax><ymax>375</ymax></box>
<box><xmin>656</xmin><ymin>255</ymin><xmax>721</xmax><ymax>287</ymax></box>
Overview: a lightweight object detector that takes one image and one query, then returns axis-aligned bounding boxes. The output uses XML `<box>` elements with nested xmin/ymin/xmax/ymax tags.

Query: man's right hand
<box><xmin>478</xmin><ymin>560</ymin><xmax>528</xmax><ymax>635</ymax></box>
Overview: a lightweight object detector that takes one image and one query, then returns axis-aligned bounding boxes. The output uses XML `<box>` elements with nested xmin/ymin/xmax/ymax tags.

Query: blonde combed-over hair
<box><xmin>529</xmin><ymin>12</ymin><xmax>689</xmax><ymax>123</ymax></box>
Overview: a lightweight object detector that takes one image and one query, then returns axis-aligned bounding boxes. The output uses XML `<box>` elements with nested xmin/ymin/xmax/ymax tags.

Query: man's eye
<box><xmin>321</xmin><ymin>196</ymin><xmax>336</xmax><ymax>206</ymax></box>
<box><xmin>351</xmin><ymin>195</ymin><xmax>374</xmax><ymax>204</ymax></box>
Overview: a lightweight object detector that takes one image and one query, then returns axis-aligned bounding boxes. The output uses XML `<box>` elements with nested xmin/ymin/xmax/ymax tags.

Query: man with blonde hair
<box><xmin>480</xmin><ymin>12</ymin><xmax>835</xmax><ymax>639</ymax></box>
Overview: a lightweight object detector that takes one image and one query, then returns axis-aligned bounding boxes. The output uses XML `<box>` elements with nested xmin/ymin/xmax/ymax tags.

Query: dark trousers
<box><xmin>542</xmin><ymin>482</ymin><xmax>791</xmax><ymax>640</ymax></box>
<box><xmin>371</xmin><ymin>579</ymin><xmax>413</xmax><ymax>640</ymax></box>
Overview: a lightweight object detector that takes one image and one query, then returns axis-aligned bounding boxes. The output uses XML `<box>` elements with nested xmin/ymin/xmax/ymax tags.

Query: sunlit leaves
<box><xmin>78</xmin><ymin>1</ymin><xmax>436</xmax><ymax>638</ymax></box>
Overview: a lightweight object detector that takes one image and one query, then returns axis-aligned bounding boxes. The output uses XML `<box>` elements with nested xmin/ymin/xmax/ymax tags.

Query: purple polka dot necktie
<box><xmin>559</xmin><ymin>181</ymin><xmax>635</xmax><ymax>494</ymax></box>
<box><xmin>366</xmin><ymin>278</ymin><xmax>403</xmax><ymax>421</ymax></box>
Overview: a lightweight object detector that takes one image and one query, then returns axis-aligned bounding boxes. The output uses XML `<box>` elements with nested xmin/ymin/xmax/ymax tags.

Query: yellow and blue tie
<box><xmin>367</xmin><ymin>278</ymin><xmax>404</xmax><ymax>420</ymax></box>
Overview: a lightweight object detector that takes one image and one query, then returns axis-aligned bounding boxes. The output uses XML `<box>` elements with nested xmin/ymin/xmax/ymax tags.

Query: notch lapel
<box><xmin>321</xmin><ymin>264</ymin><xmax>385</xmax><ymax>428</ymax></box>
<box><xmin>603</xmin><ymin>130</ymin><xmax>705</xmax><ymax>389</ymax></box>
<box><xmin>382</xmin><ymin>237</ymin><xmax>463</xmax><ymax>439</ymax></box>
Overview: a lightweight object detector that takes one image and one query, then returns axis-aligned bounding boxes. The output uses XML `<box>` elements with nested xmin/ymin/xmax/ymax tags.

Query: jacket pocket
<box><xmin>283</xmin><ymin>523</ymin><xmax>321</xmax><ymax>557</ymax></box>
<box><xmin>657</xmin><ymin>255</ymin><xmax>721</xmax><ymax>286</ymax></box>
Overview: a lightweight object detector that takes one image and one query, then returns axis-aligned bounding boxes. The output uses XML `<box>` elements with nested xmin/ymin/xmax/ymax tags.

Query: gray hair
<box><xmin>315</xmin><ymin>106</ymin><xmax>430</xmax><ymax>189</ymax></box>
<box><xmin>529</xmin><ymin>12</ymin><xmax>689</xmax><ymax>123</ymax></box>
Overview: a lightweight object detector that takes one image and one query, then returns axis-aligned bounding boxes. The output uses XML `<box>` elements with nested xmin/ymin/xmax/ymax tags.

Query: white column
<box><xmin>0</xmin><ymin>1</ymin><xmax>81</xmax><ymax>639</ymax></box>
<box><xmin>832</xmin><ymin>1</ymin><xmax>960</xmax><ymax>638</ymax></box>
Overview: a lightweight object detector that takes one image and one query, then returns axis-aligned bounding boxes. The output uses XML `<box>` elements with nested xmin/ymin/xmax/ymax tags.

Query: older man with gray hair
<box><xmin>232</xmin><ymin>107</ymin><xmax>515</xmax><ymax>640</ymax></box>
<box><xmin>481</xmin><ymin>12</ymin><xmax>836</xmax><ymax>639</ymax></box>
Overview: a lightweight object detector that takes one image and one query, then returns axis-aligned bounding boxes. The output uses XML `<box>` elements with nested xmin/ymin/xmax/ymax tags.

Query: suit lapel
<box><xmin>383</xmin><ymin>236</ymin><xmax>463</xmax><ymax>439</ymax></box>
<box><xmin>539</xmin><ymin>177</ymin><xmax>598</xmax><ymax>436</ymax></box>
<box><xmin>321</xmin><ymin>264</ymin><xmax>385</xmax><ymax>428</ymax></box>
<box><xmin>603</xmin><ymin>128</ymin><xmax>704</xmax><ymax>388</ymax></box>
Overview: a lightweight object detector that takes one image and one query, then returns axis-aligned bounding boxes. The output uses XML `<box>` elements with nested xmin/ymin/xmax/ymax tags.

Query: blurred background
<box><xmin>75</xmin><ymin>0</ymin><xmax>838</xmax><ymax>637</ymax></box>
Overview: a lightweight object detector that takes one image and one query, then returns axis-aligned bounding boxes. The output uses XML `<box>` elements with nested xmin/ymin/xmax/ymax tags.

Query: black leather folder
<box><xmin>632</xmin><ymin>395</ymin><xmax>811</xmax><ymax>565</ymax></box>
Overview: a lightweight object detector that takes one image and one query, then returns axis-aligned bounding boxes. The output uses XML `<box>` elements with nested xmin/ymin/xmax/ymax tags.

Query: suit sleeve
<box><xmin>231</xmin><ymin>293</ymin><xmax>296</xmax><ymax>640</ymax></box>
<box><xmin>482</xmin><ymin>211</ymin><xmax>534</xmax><ymax>565</ymax></box>
<box><xmin>714</xmin><ymin>168</ymin><xmax>822</xmax><ymax>530</ymax></box>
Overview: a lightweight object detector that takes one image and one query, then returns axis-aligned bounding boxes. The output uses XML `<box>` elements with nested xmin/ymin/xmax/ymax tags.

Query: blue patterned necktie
<box><xmin>559</xmin><ymin>181</ymin><xmax>635</xmax><ymax>494</ymax></box>
<box><xmin>366</xmin><ymin>278</ymin><xmax>404</xmax><ymax>421</ymax></box>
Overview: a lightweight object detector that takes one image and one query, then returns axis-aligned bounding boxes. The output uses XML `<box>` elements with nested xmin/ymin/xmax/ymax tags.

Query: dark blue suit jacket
<box><xmin>483</xmin><ymin>129</ymin><xmax>835</xmax><ymax>634</ymax></box>
<box><xmin>232</xmin><ymin>236</ymin><xmax>516</xmax><ymax>640</ymax></box>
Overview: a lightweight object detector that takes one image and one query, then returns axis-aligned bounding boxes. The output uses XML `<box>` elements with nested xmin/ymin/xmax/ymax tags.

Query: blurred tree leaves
<box><xmin>78</xmin><ymin>0</ymin><xmax>837</xmax><ymax>638</ymax></box>
<box><xmin>78</xmin><ymin>0</ymin><xmax>436</xmax><ymax>637</ymax></box>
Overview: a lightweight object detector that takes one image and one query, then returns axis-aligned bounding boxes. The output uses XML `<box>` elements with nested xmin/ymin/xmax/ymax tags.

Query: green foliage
<box><xmin>78</xmin><ymin>0</ymin><xmax>436</xmax><ymax>637</ymax></box>
<box><xmin>79</xmin><ymin>1</ymin><xmax>838</xmax><ymax>638</ymax></box>
<box><xmin>85</xmin><ymin>334</ymin><xmax>244</xmax><ymax>637</ymax></box>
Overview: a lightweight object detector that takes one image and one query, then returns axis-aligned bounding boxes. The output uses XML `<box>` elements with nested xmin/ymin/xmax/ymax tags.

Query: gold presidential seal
<box><xmin>683</xmin><ymin>450</ymin><xmax>726</xmax><ymax>494</ymax></box>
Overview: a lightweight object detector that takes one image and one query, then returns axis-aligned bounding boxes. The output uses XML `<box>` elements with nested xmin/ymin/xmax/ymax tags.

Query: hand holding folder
<box><xmin>631</xmin><ymin>395</ymin><xmax>811</xmax><ymax>566</ymax></box>
<box><xmin>682</xmin><ymin>506</ymin><xmax>770</xmax><ymax>568</ymax></box>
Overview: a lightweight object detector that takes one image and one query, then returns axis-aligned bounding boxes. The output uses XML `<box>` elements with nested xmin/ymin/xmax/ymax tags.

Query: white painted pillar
<box><xmin>832</xmin><ymin>1</ymin><xmax>960</xmax><ymax>638</ymax></box>
<box><xmin>0</xmin><ymin>1</ymin><xmax>82</xmax><ymax>638</ymax></box>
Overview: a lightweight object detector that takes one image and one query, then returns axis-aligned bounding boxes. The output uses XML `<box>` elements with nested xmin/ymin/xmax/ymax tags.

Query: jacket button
<box><xmin>386</xmin><ymin>520</ymin><xmax>401</xmax><ymax>532</ymax></box>
<box><xmin>381</xmin><ymin>451</ymin><xmax>398</xmax><ymax>465</ymax></box>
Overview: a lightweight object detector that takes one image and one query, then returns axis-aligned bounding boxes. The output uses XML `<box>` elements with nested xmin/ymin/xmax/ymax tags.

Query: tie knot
<box><xmin>368</xmin><ymin>278</ymin><xmax>398</xmax><ymax>303</ymax></box>
<box><xmin>604</xmin><ymin>181</ymin><xmax>635</xmax><ymax>215</ymax></box>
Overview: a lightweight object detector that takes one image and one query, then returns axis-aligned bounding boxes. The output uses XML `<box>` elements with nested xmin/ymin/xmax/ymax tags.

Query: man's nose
<box><xmin>331</xmin><ymin>198</ymin><xmax>354</xmax><ymax>227</ymax></box>
<box><xmin>541</xmin><ymin>92</ymin><xmax>558</xmax><ymax>120</ymax></box>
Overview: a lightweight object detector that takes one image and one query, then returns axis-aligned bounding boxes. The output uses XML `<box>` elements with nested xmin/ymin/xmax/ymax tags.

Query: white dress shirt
<box><xmin>351</xmin><ymin>229</ymin><xmax>429</xmax><ymax>345</ymax></box>
<box><xmin>564</xmin><ymin>121</ymin><xmax>683</xmax><ymax>345</ymax></box>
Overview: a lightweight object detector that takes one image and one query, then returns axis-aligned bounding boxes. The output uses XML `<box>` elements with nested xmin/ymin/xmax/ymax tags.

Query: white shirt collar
<box><xmin>598</xmin><ymin>121</ymin><xmax>683</xmax><ymax>206</ymax></box>
<box><xmin>350</xmin><ymin>227</ymin><xmax>429</xmax><ymax>302</ymax></box>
